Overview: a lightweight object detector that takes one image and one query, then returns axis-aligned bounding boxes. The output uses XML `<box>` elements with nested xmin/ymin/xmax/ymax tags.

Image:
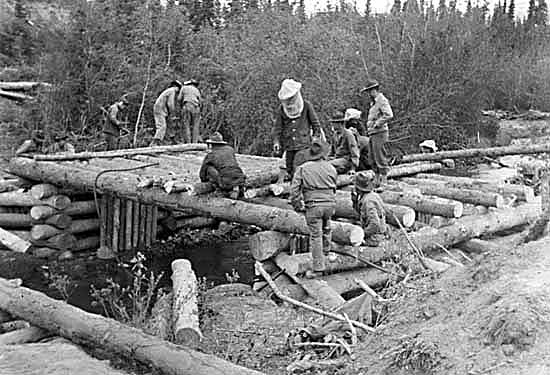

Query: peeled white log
<box><xmin>379</xmin><ymin>190</ymin><xmax>464</xmax><ymax>218</ymax></box>
<box><xmin>175</xmin><ymin>216</ymin><xmax>217</xmax><ymax>230</ymax></box>
<box><xmin>171</xmin><ymin>259</ymin><xmax>202</xmax><ymax>348</ymax></box>
<box><xmin>0</xmin><ymin>227</ymin><xmax>31</xmax><ymax>253</ymax></box>
<box><xmin>0</xmin><ymin>319</ymin><xmax>30</xmax><ymax>333</ymax></box>
<box><xmin>320</xmin><ymin>268</ymin><xmax>389</xmax><ymax>295</ymax></box>
<box><xmin>30</xmin><ymin>184</ymin><xmax>58</xmax><ymax>200</ymax></box>
<box><xmin>0</xmin><ymin>326</ymin><xmax>50</xmax><ymax>345</ymax></box>
<box><xmin>0</xmin><ymin>277</ymin><xmax>265</xmax><ymax>375</ymax></box>
<box><xmin>0</xmin><ymin>81</ymin><xmax>52</xmax><ymax>91</ymax></box>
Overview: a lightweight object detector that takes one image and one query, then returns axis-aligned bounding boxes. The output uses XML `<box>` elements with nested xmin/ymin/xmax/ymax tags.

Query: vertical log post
<box><xmin>171</xmin><ymin>259</ymin><xmax>202</xmax><ymax>348</ymax></box>
<box><xmin>118</xmin><ymin>199</ymin><xmax>126</xmax><ymax>252</ymax></box>
<box><xmin>125</xmin><ymin>200</ymin><xmax>133</xmax><ymax>251</ymax></box>
<box><xmin>112</xmin><ymin>198</ymin><xmax>121</xmax><ymax>254</ymax></box>
<box><xmin>132</xmin><ymin>202</ymin><xmax>140</xmax><ymax>249</ymax></box>
<box><xmin>145</xmin><ymin>205</ymin><xmax>153</xmax><ymax>247</ymax></box>
<box><xmin>139</xmin><ymin>204</ymin><xmax>146</xmax><ymax>248</ymax></box>
<box><xmin>151</xmin><ymin>206</ymin><xmax>158</xmax><ymax>243</ymax></box>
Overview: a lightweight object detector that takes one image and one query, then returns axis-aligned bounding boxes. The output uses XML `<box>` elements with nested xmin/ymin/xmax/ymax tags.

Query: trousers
<box><xmin>367</xmin><ymin>130</ymin><xmax>390</xmax><ymax>175</ymax></box>
<box><xmin>182</xmin><ymin>102</ymin><xmax>201</xmax><ymax>143</ymax></box>
<box><xmin>305</xmin><ymin>203</ymin><xmax>335</xmax><ymax>272</ymax></box>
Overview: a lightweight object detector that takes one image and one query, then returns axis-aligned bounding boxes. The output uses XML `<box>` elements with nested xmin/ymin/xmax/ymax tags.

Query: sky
<box><xmin>305</xmin><ymin>0</ymin><xmax>531</xmax><ymax>18</ymax></box>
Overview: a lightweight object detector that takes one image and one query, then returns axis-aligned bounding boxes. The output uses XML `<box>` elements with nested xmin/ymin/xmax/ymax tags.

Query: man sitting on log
<box><xmin>199</xmin><ymin>132</ymin><xmax>246</xmax><ymax>199</ymax></box>
<box><xmin>290</xmin><ymin>138</ymin><xmax>338</xmax><ymax>278</ymax></box>
<box><xmin>328</xmin><ymin>110</ymin><xmax>360</xmax><ymax>174</ymax></box>
<box><xmin>103</xmin><ymin>94</ymin><xmax>129</xmax><ymax>151</ymax></box>
<box><xmin>352</xmin><ymin>171</ymin><xmax>388</xmax><ymax>247</ymax></box>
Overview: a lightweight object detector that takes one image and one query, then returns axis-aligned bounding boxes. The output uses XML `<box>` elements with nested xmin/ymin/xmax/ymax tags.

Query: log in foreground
<box><xmin>402</xmin><ymin>143</ymin><xmax>550</xmax><ymax>163</ymax></box>
<box><xmin>171</xmin><ymin>259</ymin><xmax>202</xmax><ymax>348</ymax></box>
<box><xmin>0</xmin><ymin>278</ymin><xmax>265</xmax><ymax>375</ymax></box>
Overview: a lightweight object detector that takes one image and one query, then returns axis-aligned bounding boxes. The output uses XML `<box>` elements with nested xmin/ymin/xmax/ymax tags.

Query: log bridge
<box><xmin>1</xmin><ymin>143</ymin><xmax>545</xmax><ymax>305</ymax></box>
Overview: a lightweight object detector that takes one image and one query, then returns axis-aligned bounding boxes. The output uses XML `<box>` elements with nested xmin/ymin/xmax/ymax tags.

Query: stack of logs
<box><xmin>0</xmin><ymin>181</ymin><xmax>101</xmax><ymax>259</ymax></box>
<box><xmin>246</xmin><ymin>171</ymin><xmax>538</xmax><ymax>308</ymax></box>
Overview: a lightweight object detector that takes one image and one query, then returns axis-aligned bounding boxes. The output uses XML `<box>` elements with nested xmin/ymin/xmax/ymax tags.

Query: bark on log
<box><xmin>31</xmin><ymin>224</ymin><xmax>63</xmax><ymax>241</ymax></box>
<box><xmin>38</xmin><ymin>214</ymin><xmax>72</xmax><ymax>229</ymax></box>
<box><xmin>175</xmin><ymin>216</ymin><xmax>217</xmax><ymax>230</ymax></box>
<box><xmin>0</xmin><ymin>277</ymin><xmax>263</xmax><ymax>375</ymax></box>
<box><xmin>0</xmin><ymin>213</ymin><xmax>33</xmax><ymax>228</ymax></box>
<box><xmin>379</xmin><ymin>190</ymin><xmax>463</xmax><ymax>218</ymax></box>
<box><xmin>112</xmin><ymin>198</ymin><xmax>121</xmax><ymax>253</ymax></box>
<box><xmin>388</xmin><ymin>162</ymin><xmax>444</xmax><ymax>177</ymax></box>
<box><xmin>31</xmin><ymin>247</ymin><xmax>59</xmax><ymax>259</ymax></box>
<box><xmin>0</xmin><ymin>326</ymin><xmax>50</xmax><ymax>345</ymax></box>
<box><xmin>31</xmin><ymin>144</ymin><xmax>208</xmax><ymax>161</ymax></box>
<box><xmin>392</xmin><ymin>181</ymin><xmax>505</xmax><ymax>208</ymax></box>
<box><xmin>64</xmin><ymin>200</ymin><xmax>100</xmax><ymax>216</ymax></box>
<box><xmin>30</xmin><ymin>183</ymin><xmax>58</xmax><ymax>200</ymax></box>
<box><xmin>401</xmin><ymin>176</ymin><xmax>535</xmax><ymax>203</ymax></box>
<box><xmin>70</xmin><ymin>218</ymin><xmax>100</xmax><ymax>234</ymax></box>
<box><xmin>74</xmin><ymin>236</ymin><xmax>100</xmax><ymax>252</ymax></box>
<box><xmin>455</xmin><ymin>238</ymin><xmax>500</xmax><ymax>254</ymax></box>
<box><xmin>0</xmin><ymin>191</ymin><xmax>70</xmax><ymax>209</ymax></box>
<box><xmin>171</xmin><ymin>259</ymin><xmax>202</xmax><ymax>348</ymax></box>
<box><xmin>30</xmin><ymin>205</ymin><xmax>57</xmax><ymax>221</ymax></box>
<box><xmin>0</xmin><ymin>310</ymin><xmax>12</xmax><ymax>323</ymax></box>
<box><xmin>0</xmin><ymin>158</ymin><xmax>430</xmax><ymax>236</ymax></box>
<box><xmin>320</xmin><ymin>268</ymin><xmax>389</xmax><ymax>295</ymax></box>
<box><xmin>402</xmin><ymin>143</ymin><xmax>550</xmax><ymax>163</ymax></box>
<box><xmin>0</xmin><ymin>228</ymin><xmax>32</xmax><ymax>253</ymax></box>
<box><xmin>31</xmin><ymin>232</ymin><xmax>77</xmax><ymax>251</ymax></box>
<box><xmin>0</xmin><ymin>89</ymin><xmax>34</xmax><ymax>101</ymax></box>
<box><xmin>125</xmin><ymin>200</ymin><xmax>134</xmax><ymax>251</ymax></box>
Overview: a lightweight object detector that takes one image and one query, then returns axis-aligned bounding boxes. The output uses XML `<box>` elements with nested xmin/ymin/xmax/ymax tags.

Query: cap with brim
<box><xmin>309</xmin><ymin>138</ymin><xmax>329</xmax><ymax>159</ymax></box>
<box><xmin>329</xmin><ymin>110</ymin><xmax>346</xmax><ymax>123</ymax></box>
<box><xmin>419</xmin><ymin>139</ymin><xmax>438</xmax><ymax>152</ymax></box>
<box><xmin>278</xmin><ymin>79</ymin><xmax>302</xmax><ymax>101</ymax></box>
<box><xmin>355</xmin><ymin>170</ymin><xmax>375</xmax><ymax>192</ymax></box>
<box><xmin>205</xmin><ymin>132</ymin><xmax>227</xmax><ymax>145</ymax></box>
<box><xmin>360</xmin><ymin>79</ymin><xmax>380</xmax><ymax>93</ymax></box>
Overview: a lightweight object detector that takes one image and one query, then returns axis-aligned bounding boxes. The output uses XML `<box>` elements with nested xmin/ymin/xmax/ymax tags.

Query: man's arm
<box><xmin>306</xmin><ymin>102</ymin><xmax>321</xmax><ymax>137</ymax></box>
<box><xmin>346</xmin><ymin>131</ymin><xmax>360</xmax><ymax>168</ymax></box>
<box><xmin>361</xmin><ymin>201</ymin><xmax>381</xmax><ymax>237</ymax></box>
<box><xmin>108</xmin><ymin>105</ymin><xmax>122</xmax><ymax>128</ymax></box>
<box><xmin>199</xmin><ymin>154</ymin><xmax>212</xmax><ymax>182</ymax></box>
<box><xmin>289</xmin><ymin>166</ymin><xmax>305</xmax><ymax>211</ymax></box>
<box><xmin>374</xmin><ymin>97</ymin><xmax>394</xmax><ymax>128</ymax></box>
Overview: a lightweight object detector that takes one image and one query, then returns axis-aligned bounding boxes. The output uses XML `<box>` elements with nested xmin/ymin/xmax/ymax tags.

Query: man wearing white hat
<box><xmin>419</xmin><ymin>139</ymin><xmax>438</xmax><ymax>153</ymax></box>
<box><xmin>272</xmin><ymin>78</ymin><xmax>321</xmax><ymax>178</ymax></box>
<box><xmin>328</xmin><ymin>110</ymin><xmax>360</xmax><ymax>174</ymax></box>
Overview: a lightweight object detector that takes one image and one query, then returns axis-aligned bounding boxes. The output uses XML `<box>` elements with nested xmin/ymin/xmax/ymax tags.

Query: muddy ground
<box><xmin>1</xmin><ymin>96</ymin><xmax>550</xmax><ymax>375</ymax></box>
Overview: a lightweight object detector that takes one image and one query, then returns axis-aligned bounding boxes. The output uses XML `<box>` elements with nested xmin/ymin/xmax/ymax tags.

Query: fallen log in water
<box><xmin>402</xmin><ymin>143</ymin><xmax>550</xmax><ymax>163</ymax></box>
<box><xmin>0</xmin><ymin>277</ymin><xmax>265</xmax><ymax>375</ymax></box>
<box><xmin>30</xmin><ymin>144</ymin><xmax>208</xmax><ymax>161</ymax></box>
<box><xmin>0</xmin><ymin>191</ymin><xmax>71</xmax><ymax>209</ymax></box>
<box><xmin>402</xmin><ymin>175</ymin><xmax>535</xmax><ymax>203</ymax></box>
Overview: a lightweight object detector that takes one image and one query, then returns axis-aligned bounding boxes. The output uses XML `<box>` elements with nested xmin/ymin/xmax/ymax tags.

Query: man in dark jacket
<box><xmin>199</xmin><ymin>132</ymin><xmax>246</xmax><ymax>198</ymax></box>
<box><xmin>272</xmin><ymin>78</ymin><xmax>321</xmax><ymax>178</ymax></box>
<box><xmin>328</xmin><ymin>111</ymin><xmax>360</xmax><ymax>174</ymax></box>
<box><xmin>290</xmin><ymin>138</ymin><xmax>337</xmax><ymax>278</ymax></box>
<box><xmin>103</xmin><ymin>94</ymin><xmax>129</xmax><ymax>150</ymax></box>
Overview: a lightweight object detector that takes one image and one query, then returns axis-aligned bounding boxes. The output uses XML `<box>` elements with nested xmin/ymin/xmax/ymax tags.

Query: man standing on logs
<box><xmin>290</xmin><ymin>138</ymin><xmax>337</xmax><ymax>278</ymax></box>
<box><xmin>199</xmin><ymin>132</ymin><xmax>246</xmax><ymax>199</ymax></box>
<box><xmin>103</xmin><ymin>94</ymin><xmax>129</xmax><ymax>151</ymax></box>
<box><xmin>178</xmin><ymin>79</ymin><xmax>202</xmax><ymax>143</ymax></box>
<box><xmin>272</xmin><ymin>78</ymin><xmax>321</xmax><ymax>179</ymax></box>
<box><xmin>361</xmin><ymin>79</ymin><xmax>393</xmax><ymax>190</ymax></box>
<box><xmin>352</xmin><ymin>171</ymin><xmax>388</xmax><ymax>246</ymax></box>
<box><xmin>328</xmin><ymin>110</ymin><xmax>360</xmax><ymax>174</ymax></box>
<box><xmin>151</xmin><ymin>80</ymin><xmax>183</xmax><ymax>147</ymax></box>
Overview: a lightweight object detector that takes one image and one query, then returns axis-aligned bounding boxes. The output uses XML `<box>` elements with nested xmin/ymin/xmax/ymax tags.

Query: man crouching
<box><xmin>352</xmin><ymin>171</ymin><xmax>388</xmax><ymax>247</ymax></box>
<box><xmin>290</xmin><ymin>138</ymin><xmax>337</xmax><ymax>278</ymax></box>
<box><xmin>199</xmin><ymin>132</ymin><xmax>246</xmax><ymax>199</ymax></box>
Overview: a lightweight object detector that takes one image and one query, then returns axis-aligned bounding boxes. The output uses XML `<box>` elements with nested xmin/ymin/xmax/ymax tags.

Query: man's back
<box><xmin>154</xmin><ymin>87</ymin><xmax>179</xmax><ymax>114</ymax></box>
<box><xmin>200</xmin><ymin>145</ymin><xmax>244</xmax><ymax>177</ymax></box>
<box><xmin>359</xmin><ymin>191</ymin><xmax>387</xmax><ymax>236</ymax></box>
<box><xmin>179</xmin><ymin>85</ymin><xmax>201</xmax><ymax>106</ymax></box>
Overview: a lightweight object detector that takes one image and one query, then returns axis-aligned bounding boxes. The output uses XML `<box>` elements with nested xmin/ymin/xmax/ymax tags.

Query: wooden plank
<box><xmin>151</xmin><ymin>206</ymin><xmax>158</xmax><ymax>242</ymax></box>
<box><xmin>105</xmin><ymin>195</ymin><xmax>113</xmax><ymax>253</ymax></box>
<box><xmin>125</xmin><ymin>200</ymin><xmax>133</xmax><ymax>251</ymax></box>
<box><xmin>145</xmin><ymin>205</ymin><xmax>153</xmax><ymax>246</ymax></box>
<box><xmin>99</xmin><ymin>197</ymin><xmax>108</xmax><ymax>249</ymax></box>
<box><xmin>138</xmin><ymin>204</ymin><xmax>146</xmax><ymax>248</ymax></box>
<box><xmin>132</xmin><ymin>202</ymin><xmax>140</xmax><ymax>248</ymax></box>
<box><xmin>118</xmin><ymin>199</ymin><xmax>126</xmax><ymax>251</ymax></box>
<box><xmin>112</xmin><ymin>198</ymin><xmax>121</xmax><ymax>254</ymax></box>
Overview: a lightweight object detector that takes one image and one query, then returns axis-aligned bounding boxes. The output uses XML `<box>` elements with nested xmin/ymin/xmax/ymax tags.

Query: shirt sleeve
<box><xmin>199</xmin><ymin>154</ymin><xmax>212</xmax><ymax>182</ymax></box>
<box><xmin>374</xmin><ymin>97</ymin><xmax>394</xmax><ymax>128</ymax></box>
<box><xmin>289</xmin><ymin>166</ymin><xmax>304</xmax><ymax>208</ymax></box>
<box><xmin>346</xmin><ymin>131</ymin><xmax>360</xmax><ymax>168</ymax></box>
<box><xmin>108</xmin><ymin>105</ymin><xmax>120</xmax><ymax>127</ymax></box>
<box><xmin>306</xmin><ymin>102</ymin><xmax>321</xmax><ymax>137</ymax></box>
<box><xmin>272</xmin><ymin>108</ymin><xmax>283</xmax><ymax>145</ymax></box>
<box><xmin>361</xmin><ymin>200</ymin><xmax>381</xmax><ymax>237</ymax></box>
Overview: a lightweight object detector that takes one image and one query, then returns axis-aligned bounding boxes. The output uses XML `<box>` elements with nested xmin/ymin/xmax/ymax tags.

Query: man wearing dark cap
<box><xmin>290</xmin><ymin>138</ymin><xmax>337</xmax><ymax>278</ymax></box>
<box><xmin>360</xmin><ymin>79</ymin><xmax>393</xmax><ymax>190</ymax></box>
<box><xmin>352</xmin><ymin>170</ymin><xmax>388</xmax><ymax>247</ymax></box>
<box><xmin>151</xmin><ymin>80</ymin><xmax>183</xmax><ymax>146</ymax></box>
<box><xmin>103</xmin><ymin>94</ymin><xmax>129</xmax><ymax>151</ymax></box>
<box><xmin>178</xmin><ymin>79</ymin><xmax>202</xmax><ymax>143</ymax></box>
<box><xmin>328</xmin><ymin>110</ymin><xmax>360</xmax><ymax>174</ymax></box>
<box><xmin>199</xmin><ymin>132</ymin><xmax>246</xmax><ymax>199</ymax></box>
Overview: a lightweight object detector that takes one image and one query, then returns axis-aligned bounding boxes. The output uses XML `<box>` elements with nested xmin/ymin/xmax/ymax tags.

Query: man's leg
<box><xmin>371</xmin><ymin>131</ymin><xmax>390</xmax><ymax>188</ymax></box>
<box><xmin>191</xmin><ymin>107</ymin><xmax>201</xmax><ymax>143</ymax></box>
<box><xmin>181</xmin><ymin>108</ymin><xmax>192</xmax><ymax>144</ymax></box>
<box><xmin>329</xmin><ymin>158</ymin><xmax>351</xmax><ymax>174</ymax></box>
<box><xmin>104</xmin><ymin>133</ymin><xmax>118</xmax><ymax>151</ymax></box>
<box><xmin>306</xmin><ymin>206</ymin><xmax>325</xmax><ymax>273</ymax></box>
<box><xmin>152</xmin><ymin>111</ymin><xmax>167</xmax><ymax>144</ymax></box>
<box><xmin>322</xmin><ymin>205</ymin><xmax>336</xmax><ymax>261</ymax></box>
<box><xmin>285</xmin><ymin>150</ymin><xmax>297</xmax><ymax>179</ymax></box>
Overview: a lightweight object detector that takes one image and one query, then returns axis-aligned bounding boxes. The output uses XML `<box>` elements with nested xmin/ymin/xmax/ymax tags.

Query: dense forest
<box><xmin>1</xmin><ymin>0</ymin><xmax>549</xmax><ymax>153</ymax></box>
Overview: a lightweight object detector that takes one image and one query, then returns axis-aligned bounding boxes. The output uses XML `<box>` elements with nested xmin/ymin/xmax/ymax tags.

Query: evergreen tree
<box><xmin>466</xmin><ymin>0</ymin><xmax>473</xmax><ymax>16</ymax></box>
<box><xmin>296</xmin><ymin>0</ymin><xmax>306</xmax><ymax>21</ymax></box>
<box><xmin>364</xmin><ymin>0</ymin><xmax>371</xmax><ymax>17</ymax></box>
<box><xmin>528</xmin><ymin>0</ymin><xmax>536</xmax><ymax>22</ymax></box>
<box><xmin>437</xmin><ymin>0</ymin><xmax>447</xmax><ymax>18</ymax></box>
<box><xmin>536</xmin><ymin>0</ymin><xmax>549</xmax><ymax>25</ymax></box>
<box><xmin>391</xmin><ymin>0</ymin><xmax>402</xmax><ymax>14</ymax></box>
<box><xmin>508</xmin><ymin>0</ymin><xmax>515</xmax><ymax>20</ymax></box>
<box><xmin>403</xmin><ymin>0</ymin><xmax>420</xmax><ymax>13</ymax></box>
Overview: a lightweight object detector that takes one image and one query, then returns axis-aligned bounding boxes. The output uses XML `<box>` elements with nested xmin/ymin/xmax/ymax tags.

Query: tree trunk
<box><xmin>32</xmin><ymin>144</ymin><xmax>208</xmax><ymax>161</ymax></box>
<box><xmin>0</xmin><ymin>191</ymin><xmax>70</xmax><ymax>209</ymax></box>
<box><xmin>0</xmin><ymin>326</ymin><xmax>50</xmax><ymax>345</ymax></box>
<box><xmin>0</xmin><ymin>228</ymin><xmax>32</xmax><ymax>253</ymax></box>
<box><xmin>379</xmin><ymin>190</ymin><xmax>464</xmax><ymax>218</ymax></box>
<box><xmin>402</xmin><ymin>176</ymin><xmax>535</xmax><ymax>203</ymax></box>
<box><xmin>31</xmin><ymin>247</ymin><xmax>59</xmax><ymax>259</ymax></box>
<box><xmin>0</xmin><ymin>89</ymin><xmax>33</xmax><ymax>101</ymax></box>
<box><xmin>30</xmin><ymin>205</ymin><xmax>57</xmax><ymax>221</ymax></box>
<box><xmin>402</xmin><ymin>143</ymin><xmax>550</xmax><ymax>163</ymax></box>
<box><xmin>0</xmin><ymin>277</ymin><xmax>264</xmax><ymax>375</ymax></box>
<box><xmin>253</xmin><ymin>260</ymin><xmax>307</xmax><ymax>301</ymax></box>
<box><xmin>320</xmin><ymin>268</ymin><xmax>389</xmax><ymax>295</ymax></box>
<box><xmin>171</xmin><ymin>259</ymin><xmax>202</xmax><ymax>348</ymax></box>
<box><xmin>30</xmin><ymin>184</ymin><xmax>58</xmax><ymax>200</ymax></box>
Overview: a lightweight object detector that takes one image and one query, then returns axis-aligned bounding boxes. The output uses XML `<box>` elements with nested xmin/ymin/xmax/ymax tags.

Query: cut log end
<box><xmin>348</xmin><ymin>227</ymin><xmax>365</xmax><ymax>247</ymax></box>
<box><xmin>174</xmin><ymin>328</ymin><xmax>202</xmax><ymax>348</ymax></box>
<box><xmin>495</xmin><ymin>195</ymin><xmax>505</xmax><ymax>209</ymax></box>
<box><xmin>453</xmin><ymin>203</ymin><xmax>464</xmax><ymax>218</ymax></box>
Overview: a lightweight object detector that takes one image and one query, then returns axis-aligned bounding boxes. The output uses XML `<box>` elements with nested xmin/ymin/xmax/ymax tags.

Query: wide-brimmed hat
<box><xmin>205</xmin><ymin>132</ymin><xmax>227</xmax><ymax>145</ymax></box>
<box><xmin>360</xmin><ymin>79</ymin><xmax>380</xmax><ymax>93</ymax></box>
<box><xmin>355</xmin><ymin>170</ymin><xmax>376</xmax><ymax>192</ymax></box>
<box><xmin>344</xmin><ymin>108</ymin><xmax>362</xmax><ymax>121</ymax></box>
<box><xmin>419</xmin><ymin>139</ymin><xmax>438</xmax><ymax>152</ymax></box>
<box><xmin>170</xmin><ymin>80</ymin><xmax>183</xmax><ymax>88</ymax></box>
<box><xmin>309</xmin><ymin>137</ymin><xmax>329</xmax><ymax>159</ymax></box>
<box><xmin>329</xmin><ymin>110</ymin><xmax>346</xmax><ymax>123</ymax></box>
<box><xmin>278</xmin><ymin>79</ymin><xmax>302</xmax><ymax>101</ymax></box>
<box><xmin>120</xmin><ymin>94</ymin><xmax>129</xmax><ymax>105</ymax></box>
<box><xmin>184</xmin><ymin>79</ymin><xmax>199</xmax><ymax>86</ymax></box>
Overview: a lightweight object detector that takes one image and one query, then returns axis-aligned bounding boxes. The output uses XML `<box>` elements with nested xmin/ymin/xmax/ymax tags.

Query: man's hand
<box><xmin>348</xmin><ymin>167</ymin><xmax>356</xmax><ymax>176</ymax></box>
<box><xmin>293</xmin><ymin>200</ymin><xmax>305</xmax><ymax>212</ymax></box>
<box><xmin>273</xmin><ymin>142</ymin><xmax>281</xmax><ymax>154</ymax></box>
